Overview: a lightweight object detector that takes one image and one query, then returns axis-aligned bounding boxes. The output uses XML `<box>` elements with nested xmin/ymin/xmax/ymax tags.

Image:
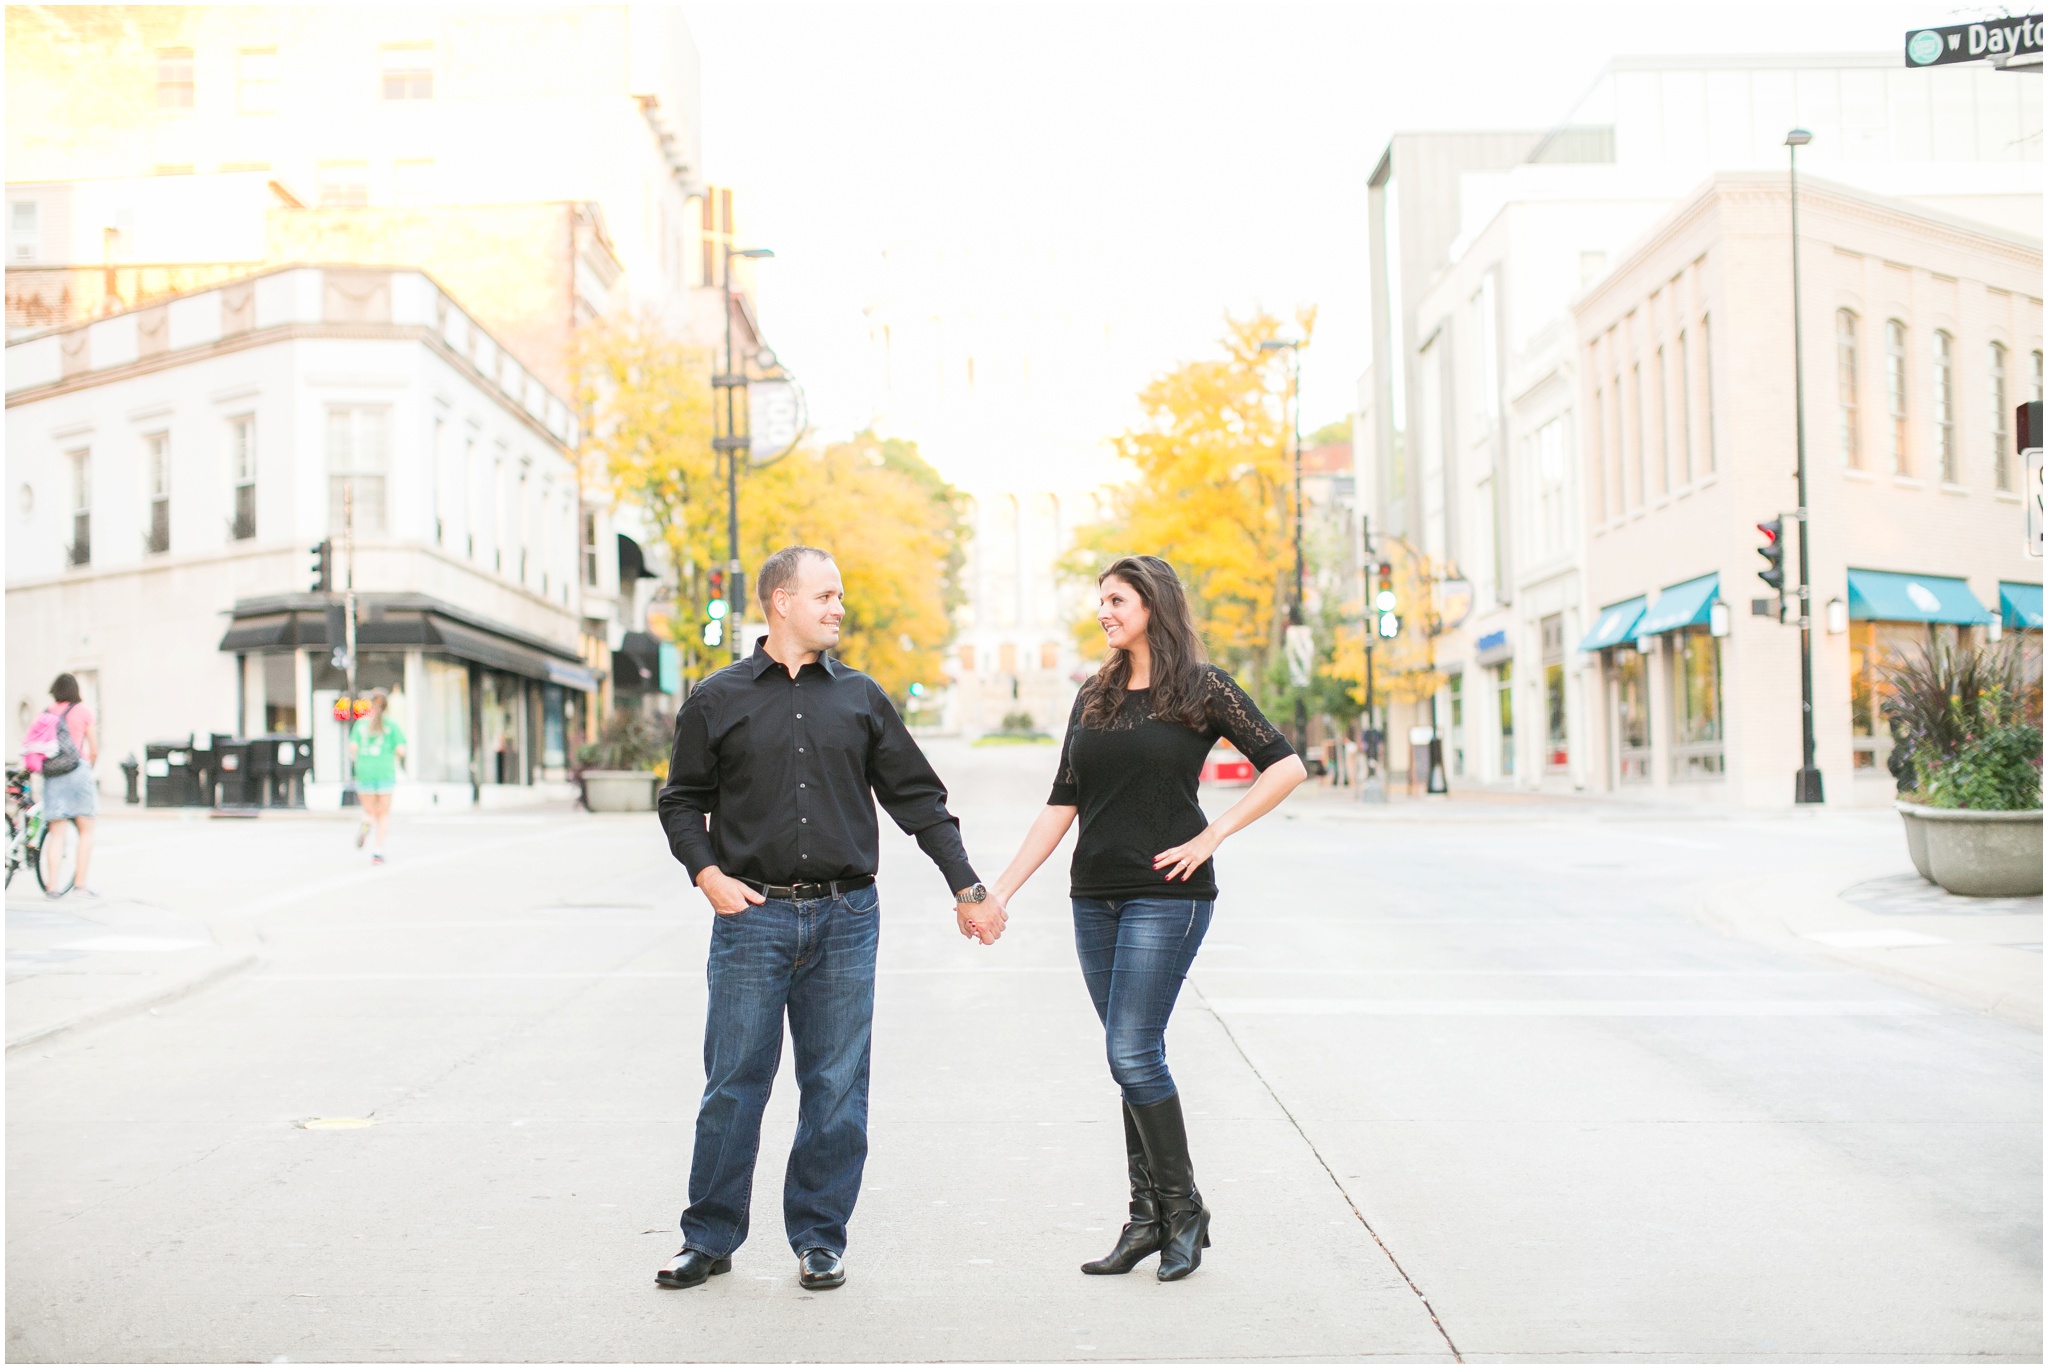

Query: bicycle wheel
<box><xmin>3</xmin><ymin>821</ymin><xmax>17</xmax><ymax>889</ymax></box>
<box><xmin>33</xmin><ymin>819</ymin><xmax>73</xmax><ymax>896</ymax></box>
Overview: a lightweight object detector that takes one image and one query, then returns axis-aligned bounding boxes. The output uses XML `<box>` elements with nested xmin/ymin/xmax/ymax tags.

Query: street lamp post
<box><xmin>1259</xmin><ymin>338</ymin><xmax>1309</xmax><ymax>755</ymax></box>
<box><xmin>1785</xmin><ymin>129</ymin><xmax>1824</xmax><ymax>804</ymax></box>
<box><xmin>713</xmin><ymin>243</ymin><xmax>774</xmax><ymax>662</ymax></box>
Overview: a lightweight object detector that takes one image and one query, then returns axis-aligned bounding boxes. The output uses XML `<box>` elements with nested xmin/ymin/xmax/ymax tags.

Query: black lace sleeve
<box><xmin>1047</xmin><ymin>690</ymin><xmax>1085</xmax><ymax>806</ymax></box>
<box><xmin>1204</xmin><ymin>666</ymin><xmax>1295</xmax><ymax>770</ymax></box>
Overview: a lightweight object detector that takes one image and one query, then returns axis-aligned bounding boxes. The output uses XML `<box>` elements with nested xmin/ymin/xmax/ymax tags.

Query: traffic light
<box><xmin>1373</xmin><ymin>561</ymin><xmax>1399</xmax><ymax>636</ymax></box>
<box><xmin>309</xmin><ymin>539</ymin><xmax>332</xmax><ymax>593</ymax></box>
<box><xmin>1756</xmin><ymin>518</ymin><xmax>1785</xmax><ymax>592</ymax></box>
<box><xmin>703</xmin><ymin>567</ymin><xmax>728</xmax><ymax>647</ymax></box>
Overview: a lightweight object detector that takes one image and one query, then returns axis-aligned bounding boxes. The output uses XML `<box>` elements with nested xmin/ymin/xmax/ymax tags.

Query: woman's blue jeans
<box><xmin>680</xmin><ymin>885</ymin><xmax>880</xmax><ymax>1258</ymax></box>
<box><xmin>1072</xmin><ymin>895</ymin><xmax>1214</xmax><ymax>1106</ymax></box>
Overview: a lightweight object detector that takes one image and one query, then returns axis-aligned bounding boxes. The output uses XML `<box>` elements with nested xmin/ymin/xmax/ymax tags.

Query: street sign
<box><xmin>1904</xmin><ymin>17</ymin><xmax>2042</xmax><ymax>69</ymax></box>
<box><xmin>1284</xmin><ymin>624</ymin><xmax>1314</xmax><ymax>687</ymax></box>
<box><xmin>748</xmin><ymin>377</ymin><xmax>807</xmax><ymax>466</ymax></box>
<box><xmin>1437</xmin><ymin>577</ymin><xmax>1474</xmax><ymax>631</ymax></box>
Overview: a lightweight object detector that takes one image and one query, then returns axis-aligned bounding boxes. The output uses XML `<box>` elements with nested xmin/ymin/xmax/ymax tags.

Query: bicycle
<box><xmin>6</xmin><ymin>764</ymin><xmax>74</xmax><ymax>896</ymax></box>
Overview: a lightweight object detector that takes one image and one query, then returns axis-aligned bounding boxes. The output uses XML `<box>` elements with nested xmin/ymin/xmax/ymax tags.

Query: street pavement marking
<box><xmin>1202</xmin><ymin>998</ymin><xmax>1941</xmax><ymax>1016</ymax></box>
<box><xmin>1802</xmin><ymin>929</ymin><xmax>1951</xmax><ymax>949</ymax></box>
<box><xmin>51</xmin><ymin>935</ymin><xmax>213</xmax><ymax>953</ymax></box>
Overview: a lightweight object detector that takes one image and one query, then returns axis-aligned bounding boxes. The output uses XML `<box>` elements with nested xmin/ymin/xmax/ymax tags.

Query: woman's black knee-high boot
<box><xmin>1080</xmin><ymin>1101</ymin><xmax>1164</xmax><ymax>1274</ymax></box>
<box><xmin>1128</xmin><ymin>1093</ymin><xmax>1210</xmax><ymax>1281</ymax></box>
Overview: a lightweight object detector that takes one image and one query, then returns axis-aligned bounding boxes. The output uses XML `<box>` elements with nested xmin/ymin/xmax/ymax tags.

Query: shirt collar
<box><xmin>748</xmin><ymin>641</ymin><xmax>844</xmax><ymax>680</ymax></box>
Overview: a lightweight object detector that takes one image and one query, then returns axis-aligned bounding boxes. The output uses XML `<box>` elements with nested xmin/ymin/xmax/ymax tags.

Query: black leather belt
<box><xmin>739</xmin><ymin>874</ymin><xmax>875</xmax><ymax>902</ymax></box>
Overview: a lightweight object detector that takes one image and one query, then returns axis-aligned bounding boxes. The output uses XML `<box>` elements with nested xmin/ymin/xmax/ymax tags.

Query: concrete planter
<box><xmin>1898</xmin><ymin>800</ymin><xmax>2043</xmax><ymax>898</ymax></box>
<box><xmin>1894</xmin><ymin>801</ymin><xmax>1935</xmax><ymax>882</ymax></box>
<box><xmin>580</xmin><ymin>770</ymin><xmax>659</xmax><ymax>813</ymax></box>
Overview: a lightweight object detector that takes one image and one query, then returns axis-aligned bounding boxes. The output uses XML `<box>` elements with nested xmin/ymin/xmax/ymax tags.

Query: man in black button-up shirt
<box><xmin>653</xmin><ymin>546</ymin><xmax>1003</xmax><ymax>1293</ymax></box>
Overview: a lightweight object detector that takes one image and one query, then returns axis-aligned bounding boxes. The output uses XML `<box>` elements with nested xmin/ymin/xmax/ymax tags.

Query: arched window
<box><xmin>1933</xmin><ymin>330</ymin><xmax>1957</xmax><ymax>484</ymax></box>
<box><xmin>1990</xmin><ymin>342</ymin><xmax>2011</xmax><ymax>491</ymax></box>
<box><xmin>1884</xmin><ymin>320</ymin><xmax>1908</xmax><ymax>475</ymax></box>
<box><xmin>1836</xmin><ymin>310</ymin><xmax>1861</xmax><ymax>468</ymax></box>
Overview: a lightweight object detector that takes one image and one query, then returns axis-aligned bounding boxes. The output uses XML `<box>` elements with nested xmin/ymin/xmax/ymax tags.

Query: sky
<box><xmin>685</xmin><ymin>2</ymin><xmax>2004</xmax><ymax>490</ymax></box>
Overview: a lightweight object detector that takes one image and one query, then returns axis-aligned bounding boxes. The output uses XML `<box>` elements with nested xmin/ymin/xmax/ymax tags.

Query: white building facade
<box><xmin>6</xmin><ymin>266</ymin><xmax>597</xmax><ymax>808</ymax></box>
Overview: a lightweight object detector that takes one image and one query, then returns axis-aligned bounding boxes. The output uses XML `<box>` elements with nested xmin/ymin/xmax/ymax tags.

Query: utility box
<box><xmin>142</xmin><ymin>740</ymin><xmax>204</xmax><ymax>807</ymax></box>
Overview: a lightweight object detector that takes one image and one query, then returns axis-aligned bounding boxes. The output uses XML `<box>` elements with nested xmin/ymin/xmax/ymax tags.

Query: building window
<box><xmin>2032</xmin><ymin>349</ymin><xmax>2043</xmax><ymax>404</ymax></box>
<box><xmin>1533</xmin><ymin>414</ymin><xmax>1567</xmax><ymax>558</ymax></box>
<box><xmin>228</xmin><ymin>414</ymin><xmax>256</xmax><ymax>540</ymax></box>
<box><xmin>380</xmin><ymin>45</ymin><xmax>434</xmax><ymax>101</ymax></box>
<box><xmin>326</xmin><ymin>406</ymin><xmax>390</xmax><ymax>535</ymax></box>
<box><xmin>463</xmin><ymin>435</ymin><xmax>478</xmax><ymax>560</ymax></box>
<box><xmin>1837</xmin><ymin>309</ymin><xmax>1862</xmax><ymax>468</ymax></box>
<box><xmin>1613</xmin><ymin>650</ymin><xmax>1650</xmax><ymax>783</ymax></box>
<box><xmin>1542</xmin><ymin>615</ymin><xmax>1568</xmax><ymax>770</ymax></box>
<box><xmin>10</xmin><ymin>200</ymin><xmax>39</xmax><ymax>263</ymax></box>
<box><xmin>67</xmin><ymin>448</ymin><xmax>90</xmax><ymax>567</ymax></box>
<box><xmin>1699</xmin><ymin>312</ymin><xmax>1717</xmax><ymax>473</ymax></box>
<box><xmin>1671</xmin><ymin>628</ymin><xmax>1724</xmax><ymax>777</ymax></box>
<box><xmin>144</xmin><ymin>431</ymin><xmax>171</xmax><ymax>554</ymax></box>
<box><xmin>1039</xmin><ymin>641</ymin><xmax>1059</xmax><ymax>670</ymax></box>
<box><xmin>582</xmin><ymin>510</ymin><xmax>599</xmax><ymax>587</ymax></box>
<box><xmin>1991</xmin><ymin>342</ymin><xmax>2011</xmax><ymax>491</ymax></box>
<box><xmin>1629</xmin><ymin>360</ymin><xmax>1645</xmax><ymax>508</ymax></box>
<box><xmin>1589</xmin><ymin>378</ymin><xmax>1607</xmax><ymax>523</ymax></box>
<box><xmin>1885</xmin><ymin>319</ymin><xmax>1909</xmax><ymax>475</ymax></box>
<box><xmin>1849</xmin><ymin>620</ymin><xmax>1925</xmax><ymax>771</ymax></box>
<box><xmin>430</xmin><ymin>416</ymin><xmax>445</xmax><ymax>545</ymax></box>
<box><xmin>1676</xmin><ymin>329</ymin><xmax>1694</xmax><ymax>484</ymax></box>
<box><xmin>1495</xmin><ymin>660</ymin><xmax>1515</xmax><ymax>778</ymax></box>
<box><xmin>1447</xmin><ymin>672</ymin><xmax>1465</xmax><ymax>776</ymax></box>
<box><xmin>237</xmin><ymin>48</ymin><xmax>278</xmax><ymax>113</ymax></box>
<box><xmin>998</xmin><ymin>641</ymin><xmax>1018</xmax><ymax>674</ymax></box>
<box><xmin>1655</xmin><ymin>345</ymin><xmax>1671</xmax><ymax>496</ymax></box>
<box><xmin>1608</xmin><ymin>372</ymin><xmax>1623</xmax><ymax>514</ymax></box>
<box><xmin>1933</xmin><ymin>330</ymin><xmax>1957</xmax><ymax>484</ymax></box>
<box><xmin>156</xmin><ymin>48</ymin><xmax>195</xmax><ymax>108</ymax></box>
<box><xmin>316</xmin><ymin>161</ymin><xmax>370</xmax><ymax>208</ymax></box>
<box><xmin>957</xmin><ymin>644</ymin><xmax>976</xmax><ymax>675</ymax></box>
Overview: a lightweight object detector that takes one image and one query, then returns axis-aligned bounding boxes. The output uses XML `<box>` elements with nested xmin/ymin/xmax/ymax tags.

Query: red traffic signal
<box><xmin>1756</xmin><ymin>519</ymin><xmax>1785</xmax><ymax>591</ymax></box>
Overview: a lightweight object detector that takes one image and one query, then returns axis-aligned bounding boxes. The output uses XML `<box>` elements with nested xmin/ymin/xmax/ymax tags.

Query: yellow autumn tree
<box><xmin>738</xmin><ymin>433</ymin><xmax>969</xmax><ymax>702</ymax></box>
<box><xmin>1069</xmin><ymin>309</ymin><xmax>1313</xmax><ymax>680</ymax></box>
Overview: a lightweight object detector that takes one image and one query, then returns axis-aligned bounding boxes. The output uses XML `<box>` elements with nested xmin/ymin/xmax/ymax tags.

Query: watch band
<box><xmin>955</xmin><ymin>882</ymin><xmax>988</xmax><ymax>904</ymax></box>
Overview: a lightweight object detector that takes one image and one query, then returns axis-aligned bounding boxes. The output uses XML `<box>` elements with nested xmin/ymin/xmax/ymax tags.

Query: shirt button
<box><xmin>796</xmin><ymin>713</ymin><xmax>803</xmax><ymax>719</ymax></box>
<box><xmin>798</xmin><ymin>748</ymin><xmax>804</xmax><ymax>753</ymax></box>
<box><xmin>801</xmin><ymin>818</ymin><xmax>808</xmax><ymax>823</ymax></box>
<box><xmin>800</xmin><ymin>783</ymin><xmax>806</xmax><ymax>788</ymax></box>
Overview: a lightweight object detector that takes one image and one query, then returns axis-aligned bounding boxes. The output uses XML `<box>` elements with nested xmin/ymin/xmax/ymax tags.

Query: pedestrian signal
<box><xmin>702</xmin><ymin>619</ymin><xmax>724</xmax><ymax>648</ymax></box>
<box><xmin>1376</xmin><ymin>611</ymin><xmax>1401</xmax><ymax>639</ymax></box>
<box><xmin>1756</xmin><ymin>518</ymin><xmax>1785</xmax><ymax>591</ymax></box>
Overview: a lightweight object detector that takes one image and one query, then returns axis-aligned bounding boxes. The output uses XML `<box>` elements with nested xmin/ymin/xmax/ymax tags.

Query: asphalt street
<box><xmin>6</xmin><ymin>739</ymin><xmax>2040</xmax><ymax>1362</ymax></box>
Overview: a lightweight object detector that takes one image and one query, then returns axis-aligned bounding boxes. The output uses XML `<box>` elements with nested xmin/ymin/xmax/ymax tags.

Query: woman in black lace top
<box><xmin>989</xmin><ymin>555</ymin><xmax>1306</xmax><ymax>1282</ymax></box>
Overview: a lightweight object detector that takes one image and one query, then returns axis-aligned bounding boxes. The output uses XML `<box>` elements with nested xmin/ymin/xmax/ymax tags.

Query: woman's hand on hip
<box><xmin>1153</xmin><ymin>828</ymin><xmax>1222</xmax><ymax>882</ymax></box>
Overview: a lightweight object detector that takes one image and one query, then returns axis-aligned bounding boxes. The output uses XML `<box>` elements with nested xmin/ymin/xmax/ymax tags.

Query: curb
<box><xmin>6</xmin><ymin>923</ymin><xmax>264</xmax><ymax>1053</ymax></box>
<box><xmin>1691</xmin><ymin>868</ymin><xmax>2042</xmax><ymax>1032</ymax></box>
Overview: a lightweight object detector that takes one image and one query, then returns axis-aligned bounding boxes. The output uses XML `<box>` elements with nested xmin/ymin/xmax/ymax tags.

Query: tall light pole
<box><xmin>1785</xmin><ymin>129</ymin><xmax>1823</xmax><ymax>804</ymax></box>
<box><xmin>1259</xmin><ymin>337</ymin><xmax>1308</xmax><ymax>754</ymax></box>
<box><xmin>714</xmin><ymin>243</ymin><xmax>774</xmax><ymax>662</ymax></box>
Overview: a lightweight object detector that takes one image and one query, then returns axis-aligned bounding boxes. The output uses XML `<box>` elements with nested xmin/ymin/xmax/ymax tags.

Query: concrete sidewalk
<box><xmin>1695</xmin><ymin>860</ymin><xmax>2042</xmax><ymax>1030</ymax></box>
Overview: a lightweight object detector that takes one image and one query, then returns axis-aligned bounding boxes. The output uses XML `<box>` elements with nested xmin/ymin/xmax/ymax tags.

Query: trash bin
<box><xmin>143</xmin><ymin>740</ymin><xmax>204</xmax><ymax>807</ymax></box>
<box><xmin>212</xmin><ymin>739</ymin><xmax>257</xmax><ymax>808</ymax></box>
<box><xmin>254</xmin><ymin>734</ymin><xmax>313</xmax><ymax>808</ymax></box>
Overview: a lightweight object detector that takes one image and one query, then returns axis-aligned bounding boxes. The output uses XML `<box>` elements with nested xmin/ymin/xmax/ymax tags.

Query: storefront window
<box><xmin>1850</xmin><ymin>622</ymin><xmax>1981</xmax><ymax>770</ymax></box>
<box><xmin>1614</xmin><ymin>650</ymin><xmax>1650</xmax><ymax>783</ymax></box>
<box><xmin>1541</xmin><ymin>615</ymin><xmax>1568</xmax><ymax>769</ymax></box>
<box><xmin>1671</xmin><ymin>627</ymin><xmax>1724</xmax><ymax>778</ymax></box>
<box><xmin>481</xmin><ymin>671</ymin><xmax>527</xmax><ymax>785</ymax></box>
<box><xmin>543</xmin><ymin>685</ymin><xmax>567</xmax><ymax>769</ymax></box>
<box><xmin>1495</xmin><ymin>661</ymin><xmax>1515</xmax><ymax>778</ymax></box>
<box><xmin>416</xmin><ymin>656</ymin><xmax>473</xmax><ymax>783</ymax></box>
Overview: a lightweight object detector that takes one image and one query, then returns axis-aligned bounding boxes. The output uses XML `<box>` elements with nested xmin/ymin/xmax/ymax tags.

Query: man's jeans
<box><xmin>680</xmin><ymin>885</ymin><xmax>880</xmax><ymax>1258</ymax></box>
<box><xmin>1072</xmin><ymin>895</ymin><xmax>1214</xmax><ymax>1106</ymax></box>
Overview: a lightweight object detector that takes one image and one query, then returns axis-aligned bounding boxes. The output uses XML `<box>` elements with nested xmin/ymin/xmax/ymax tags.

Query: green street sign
<box><xmin>1904</xmin><ymin>16</ymin><xmax>2041</xmax><ymax>68</ymax></box>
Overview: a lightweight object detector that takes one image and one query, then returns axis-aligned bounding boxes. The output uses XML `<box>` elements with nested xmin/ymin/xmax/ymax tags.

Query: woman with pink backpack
<box><xmin>22</xmin><ymin>673</ymin><xmax>98</xmax><ymax>898</ymax></box>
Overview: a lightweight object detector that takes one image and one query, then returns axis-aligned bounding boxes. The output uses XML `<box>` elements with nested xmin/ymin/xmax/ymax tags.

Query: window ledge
<box><xmin>1940</xmin><ymin>482</ymin><xmax>1969</xmax><ymax>496</ymax></box>
<box><xmin>1842</xmin><ymin>468</ymin><xmax>1876</xmax><ymax>483</ymax></box>
<box><xmin>1893</xmin><ymin>476</ymin><xmax>1924</xmax><ymax>490</ymax></box>
<box><xmin>1995</xmin><ymin>490</ymin><xmax>2022</xmax><ymax>503</ymax></box>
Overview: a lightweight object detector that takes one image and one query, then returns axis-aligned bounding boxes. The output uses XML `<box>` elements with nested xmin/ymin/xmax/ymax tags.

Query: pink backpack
<box><xmin>22</xmin><ymin>709</ymin><xmax>58</xmax><ymax>773</ymax></box>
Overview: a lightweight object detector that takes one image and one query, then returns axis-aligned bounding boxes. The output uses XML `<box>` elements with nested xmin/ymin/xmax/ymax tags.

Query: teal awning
<box><xmin>1845</xmin><ymin>569</ymin><xmax>1991</xmax><ymax>625</ymax></box>
<box><xmin>2000</xmin><ymin>582</ymin><xmax>2043</xmax><ymax>630</ymax></box>
<box><xmin>1579</xmin><ymin>596</ymin><xmax>1647</xmax><ymax>652</ymax></box>
<box><xmin>1635</xmin><ymin>574</ymin><xmax>1719</xmax><ymax>639</ymax></box>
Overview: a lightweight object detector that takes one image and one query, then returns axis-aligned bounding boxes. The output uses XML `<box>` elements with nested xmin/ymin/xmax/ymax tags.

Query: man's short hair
<box><xmin>756</xmin><ymin>545</ymin><xmax>833</xmax><ymax>615</ymax></box>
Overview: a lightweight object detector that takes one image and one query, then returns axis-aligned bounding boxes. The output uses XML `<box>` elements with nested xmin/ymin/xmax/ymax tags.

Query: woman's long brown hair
<box><xmin>1079</xmin><ymin>555</ymin><xmax>1209</xmax><ymax>730</ymax></box>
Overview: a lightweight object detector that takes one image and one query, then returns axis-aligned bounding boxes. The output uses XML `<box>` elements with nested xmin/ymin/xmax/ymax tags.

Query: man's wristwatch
<box><xmin>955</xmin><ymin>882</ymin><xmax>989</xmax><ymax>904</ymax></box>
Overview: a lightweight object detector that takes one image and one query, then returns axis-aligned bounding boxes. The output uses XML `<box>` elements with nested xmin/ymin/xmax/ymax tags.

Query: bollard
<box><xmin>120</xmin><ymin>753</ymin><xmax>141</xmax><ymax>805</ymax></box>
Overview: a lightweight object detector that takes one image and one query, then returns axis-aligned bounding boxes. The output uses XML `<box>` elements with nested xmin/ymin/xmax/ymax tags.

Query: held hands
<box><xmin>956</xmin><ymin>890</ymin><xmax>1008</xmax><ymax>946</ymax></box>
<box><xmin>1153</xmin><ymin>827</ymin><xmax>1223</xmax><ymax>883</ymax></box>
<box><xmin>695</xmin><ymin>867</ymin><xmax>766</xmax><ymax>917</ymax></box>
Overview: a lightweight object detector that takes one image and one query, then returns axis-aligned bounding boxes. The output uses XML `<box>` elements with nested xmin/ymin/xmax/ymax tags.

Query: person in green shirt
<box><xmin>348</xmin><ymin>688</ymin><xmax>407</xmax><ymax>864</ymax></box>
